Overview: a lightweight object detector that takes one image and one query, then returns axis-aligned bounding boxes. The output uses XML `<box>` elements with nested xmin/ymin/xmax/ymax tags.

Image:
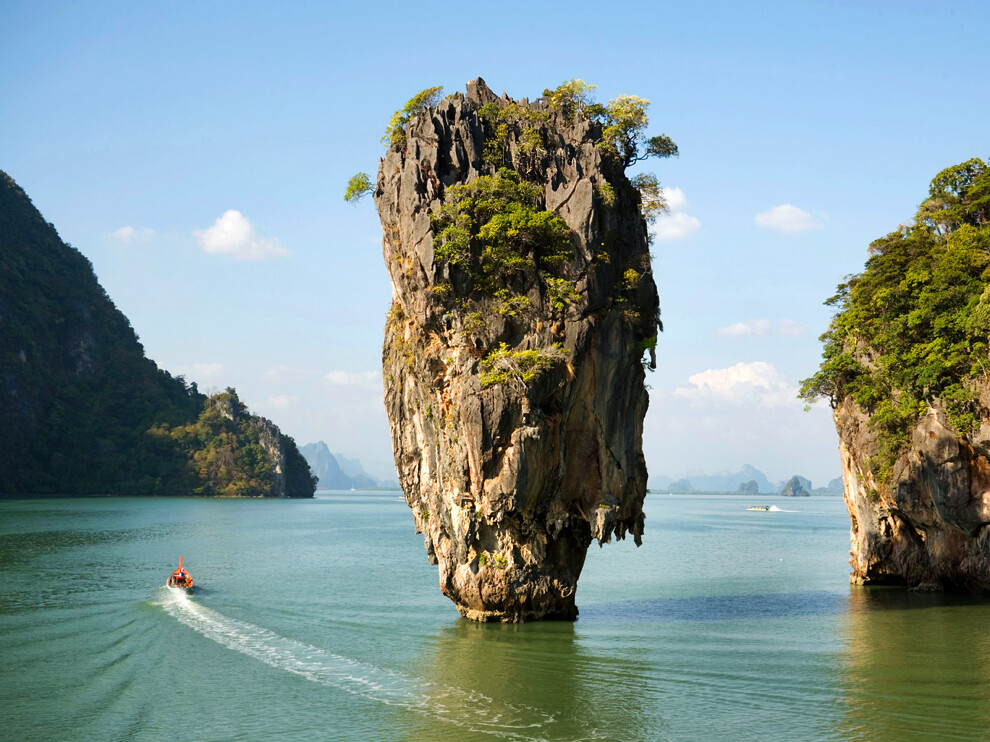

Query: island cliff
<box><xmin>802</xmin><ymin>157</ymin><xmax>990</xmax><ymax>589</ymax></box>
<box><xmin>0</xmin><ymin>170</ymin><xmax>316</xmax><ymax>497</ymax></box>
<box><xmin>373</xmin><ymin>79</ymin><xmax>672</xmax><ymax>620</ymax></box>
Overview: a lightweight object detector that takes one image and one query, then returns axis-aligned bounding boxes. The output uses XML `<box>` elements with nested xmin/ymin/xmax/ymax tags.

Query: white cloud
<box><xmin>173</xmin><ymin>362</ymin><xmax>225</xmax><ymax>387</ymax></box>
<box><xmin>325</xmin><ymin>370</ymin><xmax>380</xmax><ymax>389</ymax></box>
<box><xmin>264</xmin><ymin>365</ymin><xmax>308</xmax><ymax>384</ymax></box>
<box><xmin>716</xmin><ymin>318</ymin><xmax>811</xmax><ymax>339</ymax></box>
<box><xmin>265</xmin><ymin>394</ymin><xmax>297</xmax><ymax>410</ymax></box>
<box><xmin>191</xmin><ymin>362</ymin><xmax>224</xmax><ymax>379</ymax></box>
<box><xmin>717</xmin><ymin>319</ymin><xmax>772</xmax><ymax>338</ymax></box>
<box><xmin>193</xmin><ymin>363</ymin><xmax>223</xmax><ymax>378</ymax></box>
<box><xmin>651</xmin><ymin>186</ymin><xmax>701</xmax><ymax>241</ymax></box>
<box><xmin>778</xmin><ymin>318</ymin><xmax>809</xmax><ymax>337</ymax></box>
<box><xmin>109</xmin><ymin>226</ymin><xmax>154</xmax><ymax>243</ymax></box>
<box><xmin>675</xmin><ymin>361</ymin><xmax>799</xmax><ymax>408</ymax></box>
<box><xmin>661</xmin><ymin>186</ymin><xmax>688</xmax><ymax>211</ymax></box>
<box><xmin>194</xmin><ymin>210</ymin><xmax>288</xmax><ymax>260</ymax></box>
<box><xmin>754</xmin><ymin>204</ymin><xmax>823</xmax><ymax>233</ymax></box>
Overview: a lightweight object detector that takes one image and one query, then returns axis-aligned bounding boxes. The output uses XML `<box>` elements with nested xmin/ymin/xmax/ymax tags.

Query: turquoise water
<box><xmin>2</xmin><ymin>493</ymin><xmax>989</xmax><ymax>741</ymax></box>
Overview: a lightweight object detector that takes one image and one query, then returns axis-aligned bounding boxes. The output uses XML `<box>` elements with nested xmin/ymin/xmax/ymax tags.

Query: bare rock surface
<box><xmin>375</xmin><ymin>79</ymin><xmax>659</xmax><ymax>620</ymax></box>
<box><xmin>835</xmin><ymin>393</ymin><xmax>990</xmax><ymax>590</ymax></box>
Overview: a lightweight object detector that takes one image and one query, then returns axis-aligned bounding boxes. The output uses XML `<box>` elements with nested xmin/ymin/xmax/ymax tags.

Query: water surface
<box><xmin>2</xmin><ymin>493</ymin><xmax>988</xmax><ymax>741</ymax></box>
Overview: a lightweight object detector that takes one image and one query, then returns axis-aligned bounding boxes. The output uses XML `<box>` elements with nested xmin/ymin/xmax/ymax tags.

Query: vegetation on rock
<box><xmin>151</xmin><ymin>388</ymin><xmax>314</xmax><ymax>497</ymax></box>
<box><xmin>800</xmin><ymin>157</ymin><xmax>990</xmax><ymax>482</ymax></box>
<box><xmin>374</xmin><ymin>78</ymin><xmax>673</xmax><ymax>620</ymax></box>
<box><xmin>382</xmin><ymin>86</ymin><xmax>444</xmax><ymax>148</ymax></box>
<box><xmin>344</xmin><ymin>172</ymin><xmax>373</xmax><ymax>203</ymax></box>
<box><xmin>0</xmin><ymin>170</ymin><xmax>315</xmax><ymax>497</ymax></box>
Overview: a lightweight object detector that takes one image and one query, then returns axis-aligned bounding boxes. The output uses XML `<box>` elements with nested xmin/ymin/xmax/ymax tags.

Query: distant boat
<box><xmin>166</xmin><ymin>556</ymin><xmax>194</xmax><ymax>592</ymax></box>
<box><xmin>748</xmin><ymin>505</ymin><xmax>771</xmax><ymax>511</ymax></box>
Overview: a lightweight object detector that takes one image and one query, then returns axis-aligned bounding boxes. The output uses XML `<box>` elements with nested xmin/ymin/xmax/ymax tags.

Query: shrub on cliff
<box><xmin>152</xmin><ymin>388</ymin><xmax>316</xmax><ymax>497</ymax></box>
<box><xmin>347</xmin><ymin>79</ymin><xmax>676</xmax><ymax>378</ymax></box>
<box><xmin>801</xmin><ymin>157</ymin><xmax>990</xmax><ymax>480</ymax></box>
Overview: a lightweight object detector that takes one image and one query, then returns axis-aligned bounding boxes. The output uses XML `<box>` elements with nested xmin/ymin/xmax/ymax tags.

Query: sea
<box><xmin>2</xmin><ymin>492</ymin><xmax>989</xmax><ymax>741</ymax></box>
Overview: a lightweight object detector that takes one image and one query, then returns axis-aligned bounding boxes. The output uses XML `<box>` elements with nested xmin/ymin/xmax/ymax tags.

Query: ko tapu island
<box><xmin>2</xmin><ymin>20</ymin><xmax>989</xmax><ymax>736</ymax></box>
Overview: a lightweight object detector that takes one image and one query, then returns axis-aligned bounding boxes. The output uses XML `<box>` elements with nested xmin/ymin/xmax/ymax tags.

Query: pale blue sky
<box><xmin>2</xmin><ymin>1</ymin><xmax>987</xmax><ymax>485</ymax></box>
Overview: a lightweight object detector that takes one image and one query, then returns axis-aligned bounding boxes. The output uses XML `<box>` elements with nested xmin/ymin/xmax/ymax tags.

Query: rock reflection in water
<box><xmin>394</xmin><ymin>620</ymin><xmax>659</xmax><ymax>741</ymax></box>
<box><xmin>839</xmin><ymin>588</ymin><xmax>990</xmax><ymax>740</ymax></box>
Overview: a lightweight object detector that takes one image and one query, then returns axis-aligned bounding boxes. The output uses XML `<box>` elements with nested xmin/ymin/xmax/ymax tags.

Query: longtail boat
<box><xmin>166</xmin><ymin>556</ymin><xmax>194</xmax><ymax>592</ymax></box>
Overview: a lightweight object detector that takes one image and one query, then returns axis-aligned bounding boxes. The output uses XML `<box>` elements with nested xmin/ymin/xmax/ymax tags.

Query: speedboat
<box><xmin>748</xmin><ymin>505</ymin><xmax>771</xmax><ymax>511</ymax></box>
<box><xmin>166</xmin><ymin>556</ymin><xmax>194</xmax><ymax>592</ymax></box>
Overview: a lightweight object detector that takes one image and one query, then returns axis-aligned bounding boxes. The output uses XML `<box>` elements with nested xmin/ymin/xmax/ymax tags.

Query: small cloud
<box><xmin>193</xmin><ymin>363</ymin><xmax>224</xmax><ymax>378</ymax></box>
<box><xmin>325</xmin><ymin>370</ymin><xmax>380</xmax><ymax>389</ymax></box>
<box><xmin>754</xmin><ymin>204</ymin><xmax>823</xmax><ymax>233</ymax></box>
<box><xmin>174</xmin><ymin>362</ymin><xmax>225</xmax><ymax>386</ymax></box>
<box><xmin>651</xmin><ymin>187</ymin><xmax>701</xmax><ymax>241</ymax></box>
<box><xmin>264</xmin><ymin>365</ymin><xmax>307</xmax><ymax>384</ymax></box>
<box><xmin>194</xmin><ymin>210</ymin><xmax>288</xmax><ymax>260</ymax></box>
<box><xmin>778</xmin><ymin>318</ymin><xmax>809</xmax><ymax>337</ymax></box>
<box><xmin>675</xmin><ymin>361</ymin><xmax>799</xmax><ymax>408</ymax></box>
<box><xmin>265</xmin><ymin>394</ymin><xmax>297</xmax><ymax>410</ymax></box>
<box><xmin>661</xmin><ymin>186</ymin><xmax>688</xmax><ymax>211</ymax></box>
<box><xmin>717</xmin><ymin>319</ymin><xmax>771</xmax><ymax>338</ymax></box>
<box><xmin>109</xmin><ymin>226</ymin><xmax>154</xmax><ymax>243</ymax></box>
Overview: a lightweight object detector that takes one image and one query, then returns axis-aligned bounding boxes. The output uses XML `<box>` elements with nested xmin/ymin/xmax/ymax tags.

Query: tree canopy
<box><xmin>800</xmin><ymin>157</ymin><xmax>990</xmax><ymax>480</ymax></box>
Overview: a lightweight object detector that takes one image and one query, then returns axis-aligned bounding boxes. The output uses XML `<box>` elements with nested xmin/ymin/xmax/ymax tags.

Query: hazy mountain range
<box><xmin>299</xmin><ymin>442</ymin><xmax>399</xmax><ymax>490</ymax></box>
<box><xmin>650</xmin><ymin>465</ymin><xmax>842</xmax><ymax>495</ymax></box>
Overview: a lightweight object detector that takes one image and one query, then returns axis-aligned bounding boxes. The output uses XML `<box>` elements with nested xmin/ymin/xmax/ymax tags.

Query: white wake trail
<box><xmin>156</xmin><ymin>590</ymin><xmax>573</xmax><ymax>741</ymax></box>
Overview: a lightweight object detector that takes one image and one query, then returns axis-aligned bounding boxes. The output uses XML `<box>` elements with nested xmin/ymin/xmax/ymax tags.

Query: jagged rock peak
<box><xmin>375</xmin><ymin>79</ymin><xmax>664</xmax><ymax>621</ymax></box>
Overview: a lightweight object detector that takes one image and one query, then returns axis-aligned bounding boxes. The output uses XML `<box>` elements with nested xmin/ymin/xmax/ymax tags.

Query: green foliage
<box><xmin>478</xmin><ymin>550</ymin><xmax>507</xmax><ymax>569</ymax></box>
<box><xmin>542</xmin><ymin>81</ymin><xmax>677</xmax><ymax>168</ymax></box>
<box><xmin>801</xmin><ymin>157</ymin><xmax>990</xmax><ymax>481</ymax></box>
<box><xmin>344</xmin><ymin>172</ymin><xmax>374</xmax><ymax>203</ymax></box>
<box><xmin>540</xmin><ymin>80</ymin><xmax>678</xmax><ymax>236</ymax></box>
<box><xmin>477</xmin><ymin>101</ymin><xmax>550</xmax><ymax>165</ymax></box>
<box><xmin>152</xmin><ymin>388</ymin><xmax>315</xmax><ymax>497</ymax></box>
<box><xmin>600</xmin><ymin>95</ymin><xmax>650</xmax><ymax>167</ymax></box>
<box><xmin>544</xmin><ymin>277</ymin><xmax>581</xmax><ymax>313</ymax></box>
<box><xmin>598</xmin><ymin>181</ymin><xmax>616</xmax><ymax>207</ymax></box>
<box><xmin>629</xmin><ymin>173</ymin><xmax>666</xmax><ymax>224</ymax></box>
<box><xmin>479</xmin><ymin>342</ymin><xmax>569</xmax><ymax>390</ymax></box>
<box><xmin>0</xmin><ymin>171</ymin><xmax>316</xmax><ymax>497</ymax></box>
<box><xmin>638</xmin><ymin>334</ymin><xmax>658</xmax><ymax>371</ymax></box>
<box><xmin>431</xmin><ymin>168</ymin><xmax>573</xmax><ymax>297</ymax></box>
<box><xmin>623</xmin><ymin>268</ymin><xmax>643</xmax><ymax>290</ymax></box>
<box><xmin>543</xmin><ymin>79</ymin><xmax>598</xmax><ymax>121</ymax></box>
<box><xmin>383</xmin><ymin>86</ymin><xmax>443</xmax><ymax>148</ymax></box>
<box><xmin>493</xmin><ymin>289</ymin><xmax>531</xmax><ymax>317</ymax></box>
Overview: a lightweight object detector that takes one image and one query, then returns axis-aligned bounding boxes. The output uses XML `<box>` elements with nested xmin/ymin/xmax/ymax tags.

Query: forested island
<box><xmin>802</xmin><ymin>158</ymin><xmax>990</xmax><ymax>589</ymax></box>
<box><xmin>0</xmin><ymin>171</ymin><xmax>315</xmax><ymax>497</ymax></box>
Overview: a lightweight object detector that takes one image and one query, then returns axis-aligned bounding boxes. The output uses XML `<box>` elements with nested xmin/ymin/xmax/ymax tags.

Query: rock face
<box><xmin>780</xmin><ymin>476</ymin><xmax>810</xmax><ymax>497</ymax></box>
<box><xmin>376</xmin><ymin>79</ymin><xmax>660</xmax><ymax>621</ymax></box>
<box><xmin>835</xmin><ymin>395</ymin><xmax>990</xmax><ymax>590</ymax></box>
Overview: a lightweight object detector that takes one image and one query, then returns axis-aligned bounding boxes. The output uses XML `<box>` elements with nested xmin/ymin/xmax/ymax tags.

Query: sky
<box><xmin>2</xmin><ymin>0</ymin><xmax>988</xmax><ymax>486</ymax></box>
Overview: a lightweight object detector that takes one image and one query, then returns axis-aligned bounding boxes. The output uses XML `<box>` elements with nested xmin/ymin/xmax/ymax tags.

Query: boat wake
<box><xmin>156</xmin><ymin>589</ymin><xmax>586</xmax><ymax>740</ymax></box>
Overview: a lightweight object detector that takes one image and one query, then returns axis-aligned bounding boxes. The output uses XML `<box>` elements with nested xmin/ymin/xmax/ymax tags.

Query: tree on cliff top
<box><xmin>345</xmin><ymin>80</ymin><xmax>678</xmax><ymax>216</ymax></box>
<box><xmin>800</xmin><ymin>157</ymin><xmax>990</xmax><ymax>481</ymax></box>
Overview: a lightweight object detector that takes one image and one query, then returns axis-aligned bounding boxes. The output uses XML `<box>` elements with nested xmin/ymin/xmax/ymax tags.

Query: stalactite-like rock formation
<box><xmin>376</xmin><ymin>79</ymin><xmax>661</xmax><ymax>620</ymax></box>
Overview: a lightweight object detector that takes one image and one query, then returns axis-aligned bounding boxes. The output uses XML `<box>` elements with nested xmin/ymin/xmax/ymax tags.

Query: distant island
<box><xmin>299</xmin><ymin>442</ymin><xmax>399</xmax><ymax>490</ymax></box>
<box><xmin>650</xmin><ymin>464</ymin><xmax>842</xmax><ymax>495</ymax></box>
<box><xmin>0</xmin><ymin>171</ymin><xmax>316</xmax><ymax>498</ymax></box>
